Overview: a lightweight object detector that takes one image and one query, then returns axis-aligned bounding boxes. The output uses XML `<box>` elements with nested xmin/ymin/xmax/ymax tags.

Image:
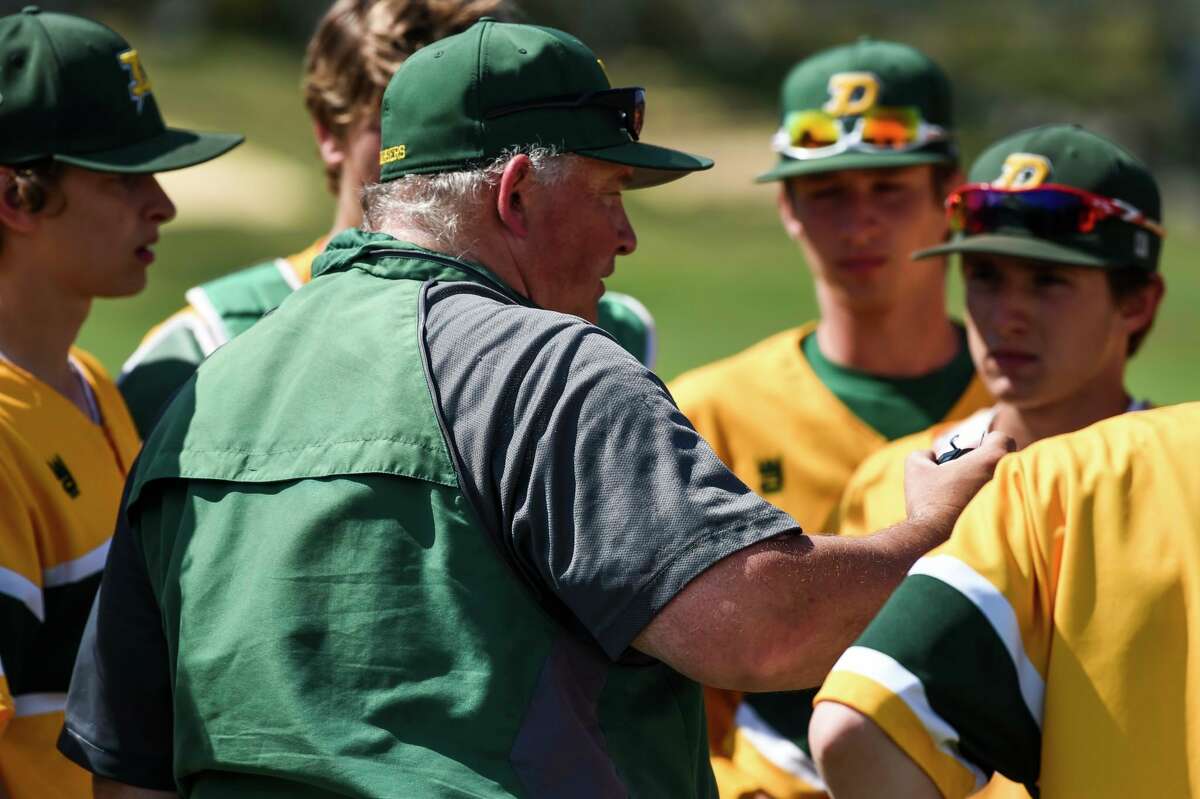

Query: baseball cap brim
<box><xmin>913</xmin><ymin>233</ymin><xmax>1113</xmax><ymax>267</ymax></box>
<box><xmin>578</xmin><ymin>140</ymin><xmax>714</xmax><ymax>189</ymax></box>
<box><xmin>54</xmin><ymin>127</ymin><xmax>244</xmax><ymax>174</ymax></box>
<box><xmin>755</xmin><ymin>149</ymin><xmax>953</xmax><ymax>183</ymax></box>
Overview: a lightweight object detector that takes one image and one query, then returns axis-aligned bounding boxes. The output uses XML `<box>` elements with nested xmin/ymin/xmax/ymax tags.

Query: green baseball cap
<box><xmin>914</xmin><ymin>124</ymin><xmax>1163</xmax><ymax>271</ymax></box>
<box><xmin>757</xmin><ymin>38</ymin><xmax>956</xmax><ymax>182</ymax></box>
<box><xmin>377</xmin><ymin>18</ymin><xmax>712</xmax><ymax>189</ymax></box>
<box><xmin>0</xmin><ymin>7</ymin><xmax>242</xmax><ymax>172</ymax></box>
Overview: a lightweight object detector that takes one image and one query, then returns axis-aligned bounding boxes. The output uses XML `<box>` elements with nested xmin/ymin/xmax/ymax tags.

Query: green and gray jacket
<box><xmin>62</xmin><ymin>229</ymin><xmax>795</xmax><ymax>797</ymax></box>
<box><xmin>118</xmin><ymin>239</ymin><xmax>659</xmax><ymax>438</ymax></box>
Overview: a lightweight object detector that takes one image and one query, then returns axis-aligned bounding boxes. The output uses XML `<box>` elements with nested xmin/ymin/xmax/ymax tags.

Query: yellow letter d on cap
<box><xmin>823</xmin><ymin>72</ymin><xmax>880</xmax><ymax>117</ymax></box>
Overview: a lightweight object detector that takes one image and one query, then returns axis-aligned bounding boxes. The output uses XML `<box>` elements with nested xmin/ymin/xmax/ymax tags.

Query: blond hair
<box><xmin>303</xmin><ymin>0</ymin><xmax>513</xmax><ymax>192</ymax></box>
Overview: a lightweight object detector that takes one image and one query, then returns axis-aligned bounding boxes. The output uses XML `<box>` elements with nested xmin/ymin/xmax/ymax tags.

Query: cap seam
<box><xmin>472</xmin><ymin>20</ymin><xmax>489</xmax><ymax>161</ymax></box>
<box><xmin>32</xmin><ymin>13</ymin><xmax>66</xmax><ymax>158</ymax></box>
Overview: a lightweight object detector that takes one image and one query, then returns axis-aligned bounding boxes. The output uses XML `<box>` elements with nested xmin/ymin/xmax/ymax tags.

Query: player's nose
<box><xmin>143</xmin><ymin>175</ymin><xmax>177</xmax><ymax>225</ymax></box>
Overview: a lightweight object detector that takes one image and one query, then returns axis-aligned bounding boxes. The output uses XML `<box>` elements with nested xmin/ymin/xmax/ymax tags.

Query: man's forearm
<box><xmin>635</xmin><ymin>514</ymin><xmax>950</xmax><ymax>691</ymax></box>
<box><xmin>634</xmin><ymin>436</ymin><xmax>1014</xmax><ymax>691</ymax></box>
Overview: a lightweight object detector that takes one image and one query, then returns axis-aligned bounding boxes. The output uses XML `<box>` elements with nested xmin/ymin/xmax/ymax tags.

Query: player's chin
<box><xmin>985</xmin><ymin>376</ymin><xmax>1045</xmax><ymax>406</ymax></box>
<box><xmin>832</xmin><ymin>283</ymin><xmax>894</xmax><ymax>313</ymax></box>
<box><xmin>98</xmin><ymin>270</ymin><xmax>150</xmax><ymax>298</ymax></box>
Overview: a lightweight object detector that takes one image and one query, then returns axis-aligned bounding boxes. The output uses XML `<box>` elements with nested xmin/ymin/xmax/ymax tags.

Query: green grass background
<box><xmin>78</xmin><ymin>39</ymin><xmax>1199</xmax><ymax>405</ymax></box>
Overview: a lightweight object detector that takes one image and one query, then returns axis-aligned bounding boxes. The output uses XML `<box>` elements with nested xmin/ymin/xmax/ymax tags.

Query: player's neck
<box><xmin>814</xmin><ymin>295</ymin><xmax>961</xmax><ymax>377</ymax></box>
<box><xmin>0</xmin><ymin>264</ymin><xmax>91</xmax><ymax>398</ymax></box>
<box><xmin>993</xmin><ymin>379</ymin><xmax>1131</xmax><ymax>450</ymax></box>
<box><xmin>328</xmin><ymin>180</ymin><xmax>365</xmax><ymax>239</ymax></box>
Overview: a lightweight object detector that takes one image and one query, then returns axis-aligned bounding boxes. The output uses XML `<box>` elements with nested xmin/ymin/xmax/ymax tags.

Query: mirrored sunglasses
<box><xmin>772</xmin><ymin>106</ymin><xmax>949</xmax><ymax>160</ymax></box>
<box><xmin>947</xmin><ymin>183</ymin><xmax>1166</xmax><ymax>240</ymax></box>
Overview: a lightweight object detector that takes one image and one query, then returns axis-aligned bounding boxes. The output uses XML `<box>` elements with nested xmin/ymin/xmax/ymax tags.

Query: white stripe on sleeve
<box><xmin>0</xmin><ymin>567</ymin><xmax>43</xmax><ymax>622</ymax></box>
<box><xmin>13</xmin><ymin>692</ymin><xmax>67</xmax><ymax>718</ymax></box>
<box><xmin>830</xmin><ymin>646</ymin><xmax>988</xmax><ymax>792</ymax></box>
<box><xmin>910</xmin><ymin>554</ymin><xmax>1046</xmax><ymax>727</ymax></box>
<box><xmin>734</xmin><ymin>701</ymin><xmax>826</xmax><ymax>789</ymax></box>
<box><xmin>43</xmin><ymin>538</ymin><xmax>111</xmax><ymax>587</ymax></box>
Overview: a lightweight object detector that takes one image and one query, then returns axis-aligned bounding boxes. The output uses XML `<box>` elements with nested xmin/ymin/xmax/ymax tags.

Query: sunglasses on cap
<box><xmin>772</xmin><ymin>106</ymin><xmax>949</xmax><ymax>160</ymax></box>
<box><xmin>485</xmin><ymin>86</ymin><xmax>646</xmax><ymax>141</ymax></box>
<box><xmin>947</xmin><ymin>183</ymin><xmax>1166</xmax><ymax>240</ymax></box>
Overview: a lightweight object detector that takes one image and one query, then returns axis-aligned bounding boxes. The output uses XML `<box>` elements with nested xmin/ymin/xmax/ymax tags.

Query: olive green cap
<box><xmin>0</xmin><ymin>7</ymin><xmax>242</xmax><ymax>172</ymax></box>
<box><xmin>915</xmin><ymin>124</ymin><xmax>1163</xmax><ymax>270</ymax></box>
<box><xmin>757</xmin><ymin>38</ymin><xmax>956</xmax><ymax>182</ymax></box>
<box><xmin>378</xmin><ymin>18</ymin><xmax>712</xmax><ymax>189</ymax></box>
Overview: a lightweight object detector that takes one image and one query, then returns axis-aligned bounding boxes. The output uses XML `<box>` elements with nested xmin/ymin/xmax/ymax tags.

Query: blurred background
<box><xmin>9</xmin><ymin>0</ymin><xmax>1198</xmax><ymax>401</ymax></box>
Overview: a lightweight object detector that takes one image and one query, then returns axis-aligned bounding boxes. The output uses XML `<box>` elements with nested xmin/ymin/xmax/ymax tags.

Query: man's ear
<box><xmin>777</xmin><ymin>182</ymin><xmax>804</xmax><ymax>242</ymax></box>
<box><xmin>497</xmin><ymin>153</ymin><xmax>533</xmax><ymax>238</ymax></box>
<box><xmin>0</xmin><ymin>168</ymin><xmax>39</xmax><ymax>235</ymax></box>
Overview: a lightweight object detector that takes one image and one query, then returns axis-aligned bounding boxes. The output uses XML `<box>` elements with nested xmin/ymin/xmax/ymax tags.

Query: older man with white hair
<box><xmin>60</xmin><ymin>18</ymin><xmax>1007</xmax><ymax>798</ymax></box>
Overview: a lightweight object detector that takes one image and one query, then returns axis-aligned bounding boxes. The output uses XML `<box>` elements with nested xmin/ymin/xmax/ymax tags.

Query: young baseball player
<box><xmin>0</xmin><ymin>8</ymin><xmax>240</xmax><ymax>798</ymax></box>
<box><xmin>668</xmin><ymin>40</ymin><xmax>991</xmax><ymax>797</ymax></box>
<box><xmin>838</xmin><ymin>124</ymin><xmax>1164</xmax><ymax>537</ymax></box>
<box><xmin>118</xmin><ymin>0</ymin><xmax>659</xmax><ymax>437</ymax></box>
<box><xmin>833</xmin><ymin>123</ymin><xmax>1166</xmax><ymax>798</ymax></box>
<box><xmin>810</xmin><ymin>400</ymin><xmax>1200</xmax><ymax>798</ymax></box>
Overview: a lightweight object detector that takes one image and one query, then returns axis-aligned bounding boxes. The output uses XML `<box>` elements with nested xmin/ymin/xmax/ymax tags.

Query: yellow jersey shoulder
<box><xmin>670</xmin><ymin>324</ymin><xmax>824</xmax><ymax>419</ymax></box>
<box><xmin>0</xmin><ymin>348</ymin><xmax>139</xmax><ymax>584</ymax></box>
<box><xmin>836</xmin><ymin>426</ymin><xmax>939</xmax><ymax>537</ymax></box>
<box><xmin>668</xmin><ymin>323</ymin><xmax>884</xmax><ymax>530</ymax></box>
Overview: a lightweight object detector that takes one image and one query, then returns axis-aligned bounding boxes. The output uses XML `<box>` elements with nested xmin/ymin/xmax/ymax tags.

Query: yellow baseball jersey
<box><xmin>669</xmin><ymin>322</ymin><xmax>991</xmax><ymax>799</ymax></box>
<box><xmin>816</xmin><ymin>403</ymin><xmax>1200</xmax><ymax>798</ymax></box>
<box><xmin>0</xmin><ymin>349</ymin><xmax>140</xmax><ymax>799</ymax></box>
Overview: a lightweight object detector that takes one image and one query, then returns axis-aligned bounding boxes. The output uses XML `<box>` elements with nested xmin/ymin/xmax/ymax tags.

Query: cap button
<box><xmin>22</xmin><ymin>6</ymin><xmax>41</xmax><ymax>13</ymax></box>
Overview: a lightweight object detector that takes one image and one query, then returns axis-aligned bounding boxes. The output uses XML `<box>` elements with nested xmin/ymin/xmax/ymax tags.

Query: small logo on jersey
<box><xmin>758</xmin><ymin>458</ymin><xmax>784</xmax><ymax>493</ymax></box>
<box><xmin>118</xmin><ymin>49</ymin><xmax>153</xmax><ymax>113</ymax></box>
<box><xmin>993</xmin><ymin>153</ymin><xmax>1052</xmax><ymax>189</ymax></box>
<box><xmin>379</xmin><ymin>145</ymin><xmax>407</xmax><ymax>165</ymax></box>
<box><xmin>47</xmin><ymin>456</ymin><xmax>80</xmax><ymax>499</ymax></box>
<box><xmin>823</xmin><ymin>72</ymin><xmax>880</xmax><ymax>117</ymax></box>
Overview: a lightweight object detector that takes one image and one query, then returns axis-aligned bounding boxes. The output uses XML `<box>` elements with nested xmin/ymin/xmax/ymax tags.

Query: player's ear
<box><xmin>777</xmin><ymin>181</ymin><xmax>804</xmax><ymax>241</ymax></box>
<box><xmin>0</xmin><ymin>167</ymin><xmax>39</xmax><ymax>235</ymax></box>
<box><xmin>313</xmin><ymin>120</ymin><xmax>346</xmax><ymax>173</ymax></box>
<box><xmin>496</xmin><ymin>153</ymin><xmax>532</xmax><ymax>238</ymax></box>
<box><xmin>1117</xmin><ymin>271</ymin><xmax>1165</xmax><ymax>344</ymax></box>
<box><xmin>933</xmin><ymin>167</ymin><xmax>963</xmax><ymax>242</ymax></box>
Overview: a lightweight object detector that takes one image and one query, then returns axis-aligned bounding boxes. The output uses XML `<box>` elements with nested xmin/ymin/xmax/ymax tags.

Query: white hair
<box><xmin>361</xmin><ymin>145</ymin><xmax>576</xmax><ymax>252</ymax></box>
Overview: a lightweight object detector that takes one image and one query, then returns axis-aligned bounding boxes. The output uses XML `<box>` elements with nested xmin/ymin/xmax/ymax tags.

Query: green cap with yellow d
<box><xmin>758</xmin><ymin>38</ymin><xmax>956</xmax><ymax>182</ymax></box>
<box><xmin>376</xmin><ymin>18</ymin><xmax>712</xmax><ymax>189</ymax></box>
<box><xmin>915</xmin><ymin>124</ymin><xmax>1164</xmax><ymax>271</ymax></box>
<box><xmin>0</xmin><ymin>7</ymin><xmax>242</xmax><ymax>172</ymax></box>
